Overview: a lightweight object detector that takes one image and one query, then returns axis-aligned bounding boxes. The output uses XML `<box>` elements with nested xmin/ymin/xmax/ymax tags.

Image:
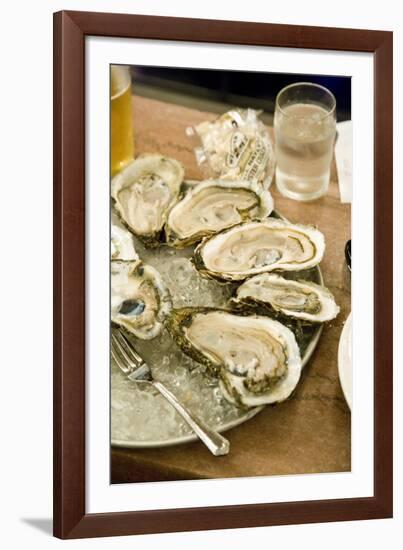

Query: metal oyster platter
<box><xmin>111</xmin><ymin>208</ymin><xmax>325</xmax><ymax>449</ymax></box>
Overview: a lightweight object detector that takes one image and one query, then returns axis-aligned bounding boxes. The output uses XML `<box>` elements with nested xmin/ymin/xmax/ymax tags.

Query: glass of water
<box><xmin>274</xmin><ymin>82</ymin><xmax>336</xmax><ymax>201</ymax></box>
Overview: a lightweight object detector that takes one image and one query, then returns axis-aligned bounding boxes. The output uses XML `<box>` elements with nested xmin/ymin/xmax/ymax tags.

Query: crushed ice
<box><xmin>111</xmin><ymin>235</ymin><xmax>245</xmax><ymax>444</ymax></box>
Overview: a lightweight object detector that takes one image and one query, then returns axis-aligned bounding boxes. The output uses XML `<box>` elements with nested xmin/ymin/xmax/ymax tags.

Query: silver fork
<box><xmin>111</xmin><ymin>327</ymin><xmax>230</xmax><ymax>456</ymax></box>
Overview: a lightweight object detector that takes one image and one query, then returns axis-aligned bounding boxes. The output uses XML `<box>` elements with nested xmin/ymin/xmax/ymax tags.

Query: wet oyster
<box><xmin>111</xmin><ymin>218</ymin><xmax>138</xmax><ymax>261</ymax></box>
<box><xmin>166</xmin><ymin>307</ymin><xmax>302</xmax><ymax>408</ymax></box>
<box><xmin>232</xmin><ymin>273</ymin><xmax>339</xmax><ymax>323</ymax></box>
<box><xmin>165</xmin><ymin>179</ymin><xmax>274</xmax><ymax>248</ymax></box>
<box><xmin>111</xmin><ymin>260</ymin><xmax>172</xmax><ymax>340</ymax></box>
<box><xmin>111</xmin><ymin>154</ymin><xmax>184</xmax><ymax>246</ymax></box>
<box><xmin>193</xmin><ymin>218</ymin><xmax>325</xmax><ymax>281</ymax></box>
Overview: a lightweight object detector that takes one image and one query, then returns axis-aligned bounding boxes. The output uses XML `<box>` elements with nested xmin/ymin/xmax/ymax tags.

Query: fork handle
<box><xmin>153</xmin><ymin>381</ymin><xmax>230</xmax><ymax>456</ymax></box>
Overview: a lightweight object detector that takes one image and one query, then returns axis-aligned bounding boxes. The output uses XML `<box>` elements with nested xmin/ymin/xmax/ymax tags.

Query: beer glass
<box><xmin>111</xmin><ymin>65</ymin><xmax>134</xmax><ymax>176</ymax></box>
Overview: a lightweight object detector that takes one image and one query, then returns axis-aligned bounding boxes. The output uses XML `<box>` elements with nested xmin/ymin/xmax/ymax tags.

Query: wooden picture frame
<box><xmin>53</xmin><ymin>10</ymin><xmax>393</xmax><ymax>539</ymax></box>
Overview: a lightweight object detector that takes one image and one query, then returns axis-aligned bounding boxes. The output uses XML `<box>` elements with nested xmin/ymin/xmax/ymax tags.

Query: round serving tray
<box><xmin>112</xmin><ymin>323</ymin><xmax>322</xmax><ymax>449</ymax></box>
<box><xmin>111</xmin><ymin>210</ymin><xmax>324</xmax><ymax>449</ymax></box>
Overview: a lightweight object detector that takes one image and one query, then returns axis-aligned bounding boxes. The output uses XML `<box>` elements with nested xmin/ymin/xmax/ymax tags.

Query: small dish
<box><xmin>338</xmin><ymin>312</ymin><xmax>352</xmax><ymax>409</ymax></box>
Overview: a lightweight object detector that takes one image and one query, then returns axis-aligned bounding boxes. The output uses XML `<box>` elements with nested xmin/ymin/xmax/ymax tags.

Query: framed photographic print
<box><xmin>53</xmin><ymin>10</ymin><xmax>393</xmax><ymax>539</ymax></box>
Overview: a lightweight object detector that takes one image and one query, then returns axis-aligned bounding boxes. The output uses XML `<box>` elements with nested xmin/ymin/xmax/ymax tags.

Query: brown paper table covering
<box><xmin>111</xmin><ymin>96</ymin><xmax>351</xmax><ymax>483</ymax></box>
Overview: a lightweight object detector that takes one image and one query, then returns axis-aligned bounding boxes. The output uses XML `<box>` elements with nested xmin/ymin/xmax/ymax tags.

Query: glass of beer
<box><xmin>111</xmin><ymin>65</ymin><xmax>134</xmax><ymax>176</ymax></box>
<box><xmin>274</xmin><ymin>82</ymin><xmax>336</xmax><ymax>201</ymax></box>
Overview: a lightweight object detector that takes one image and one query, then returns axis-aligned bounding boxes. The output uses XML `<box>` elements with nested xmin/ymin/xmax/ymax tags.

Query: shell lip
<box><xmin>233</xmin><ymin>273</ymin><xmax>340</xmax><ymax>323</ymax></box>
<box><xmin>166</xmin><ymin>307</ymin><xmax>302</xmax><ymax>408</ymax></box>
<box><xmin>165</xmin><ymin>179</ymin><xmax>274</xmax><ymax>248</ymax></box>
<box><xmin>193</xmin><ymin>217</ymin><xmax>325</xmax><ymax>281</ymax></box>
<box><xmin>111</xmin><ymin>154</ymin><xmax>184</xmax><ymax>245</ymax></box>
<box><xmin>111</xmin><ymin>259</ymin><xmax>172</xmax><ymax>340</ymax></box>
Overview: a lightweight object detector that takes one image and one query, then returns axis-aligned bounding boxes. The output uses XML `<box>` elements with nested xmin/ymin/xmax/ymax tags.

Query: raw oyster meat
<box><xmin>232</xmin><ymin>273</ymin><xmax>339</xmax><ymax>323</ymax></box>
<box><xmin>193</xmin><ymin>218</ymin><xmax>325</xmax><ymax>281</ymax></box>
<box><xmin>166</xmin><ymin>307</ymin><xmax>302</xmax><ymax>408</ymax></box>
<box><xmin>111</xmin><ymin>260</ymin><xmax>172</xmax><ymax>340</ymax></box>
<box><xmin>111</xmin><ymin>154</ymin><xmax>184</xmax><ymax>246</ymax></box>
<box><xmin>165</xmin><ymin>179</ymin><xmax>274</xmax><ymax>248</ymax></box>
<box><xmin>111</xmin><ymin>215</ymin><xmax>138</xmax><ymax>261</ymax></box>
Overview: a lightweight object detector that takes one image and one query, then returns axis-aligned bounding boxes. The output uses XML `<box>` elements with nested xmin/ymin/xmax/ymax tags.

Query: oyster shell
<box><xmin>165</xmin><ymin>179</ymin><xmax>274</xmax><ymax>248</ymax></box>
<box><xmin>111</xmin><ymin>213</ymin><xmax>138</xmax><ymax>261</ymax></box>
<box><xmin>232</xmin><ymin>273</ymin><xmax>339</xmax><ymax>323</ymax></box>
<box><xmin>193</xmin><ymin>218</ymin><xmax>325</xmax><ymax>281</ymax></box>
<box><xmin>111</xmin><ymin>154</ymin><xmax>184</xmax><ymax>246</ymax></box>
<box><xmin>111</xmin><ymin>260</ymin><xmax>172</xmax><ymax>340</ymax></box>
<box><xmin>166</xmin><ymin>307</ymin><xmax>302</xmax><ymax>408</ymax></box>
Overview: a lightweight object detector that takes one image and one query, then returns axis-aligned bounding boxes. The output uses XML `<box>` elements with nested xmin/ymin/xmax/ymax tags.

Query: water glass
<box><xmin>274</xmin><ymin>82</ymin><xmax>337</xmax><ymax>201</ymax></box>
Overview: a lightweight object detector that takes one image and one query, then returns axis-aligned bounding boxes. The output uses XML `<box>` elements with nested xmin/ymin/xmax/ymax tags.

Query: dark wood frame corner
<box><xmin>53</xmin><ymin>10</ymin><xmax>393</xmax><ymax>539</ymax></box>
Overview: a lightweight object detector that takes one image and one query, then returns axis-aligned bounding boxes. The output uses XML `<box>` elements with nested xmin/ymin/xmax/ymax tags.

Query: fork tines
<box><xmin>111</xmin><ymin>327</ymin><xmax>149</xmax><ymax>379</ymax></box>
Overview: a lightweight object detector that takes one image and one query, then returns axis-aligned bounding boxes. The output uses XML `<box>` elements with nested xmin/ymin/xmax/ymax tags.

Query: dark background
<box><xmin>131</xmin><ymin>66</ymin><xmax>351</xmax><ymax>123</ymax></box>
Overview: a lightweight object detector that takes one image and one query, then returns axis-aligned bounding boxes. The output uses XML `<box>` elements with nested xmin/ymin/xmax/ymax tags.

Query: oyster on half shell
<box><xmin>111</xmin><ymin>260</ymin><xmax>172</xmax><ymax>340</ymax></box>
<box><xmin>111</xmin><ymin>215</ymin><xmax>138</xmax><ymax>261</ymax></box>
<box><xmin>166</xmin><ymin>307</ymin><xmax>302</xmax><ymax>408</ymax></box>
<box><xmin>111</xmin><ymin>154</ymin><xmax>184</xmax><ymax>246</ymax></box>
<box><xmin>193</xmin><ymin>218</ymin><xmax>325</xmax><ymax>281</ymax></box>
<box><xmin>165</xmin><ymin>179</ymin><xmax>274</xmax><ymax>248</ymax></box>
<box><xmin>232</xmin><ymin>273</ymin><xmax>339</xmax><ymax>323</ymax></box>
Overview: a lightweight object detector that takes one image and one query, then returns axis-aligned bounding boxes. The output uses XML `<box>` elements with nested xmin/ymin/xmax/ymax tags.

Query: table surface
<box><xmin>111</xmin><ymin>95</ymin><xmax>351</xmax><ymax>483</ymax></box>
